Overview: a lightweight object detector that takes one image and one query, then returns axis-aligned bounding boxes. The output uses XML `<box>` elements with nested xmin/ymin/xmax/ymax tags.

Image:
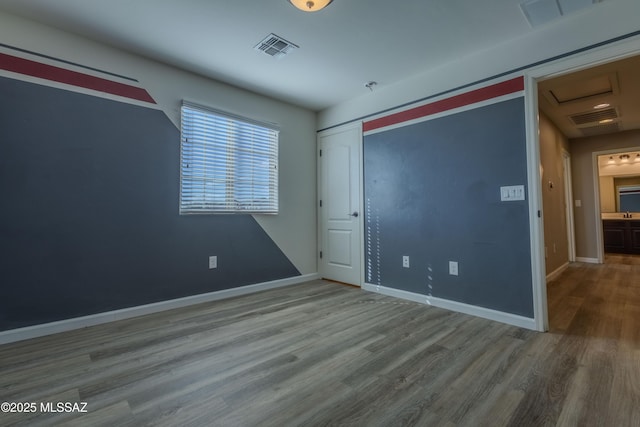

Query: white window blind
<box><xmin>180</xmin><ymin>102</ymin><xmax>279</xmax><ymax>214</ymax></box>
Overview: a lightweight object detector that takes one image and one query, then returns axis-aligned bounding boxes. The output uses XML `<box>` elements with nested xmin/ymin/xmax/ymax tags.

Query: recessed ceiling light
<box><xmin>593</xmin><ymin>103</ymin><xmax>610</xmax><ymax>109</ymax></box>
<box><xmin>607</xmin><ymin>156</ymin><xmax>615</xmax><ymax>164</ymax></box>
<box><xmin>620</xmin><ymin>154</ymin><xmax>630</xmax><ymax>162</ymax></box>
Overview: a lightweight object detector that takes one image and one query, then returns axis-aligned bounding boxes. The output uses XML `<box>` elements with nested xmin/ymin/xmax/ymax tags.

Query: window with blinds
<box><xmin>180</xmin><ymin>102</ymin><xmax>279</xmax><ymax>214</ymax></box>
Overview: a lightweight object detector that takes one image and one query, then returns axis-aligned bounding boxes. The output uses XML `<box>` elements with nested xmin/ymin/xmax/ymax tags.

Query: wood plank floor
<box><xmin>1</xmin><ymin>256</ymin><xmax>639</xmax><ymax>426</ymax></box>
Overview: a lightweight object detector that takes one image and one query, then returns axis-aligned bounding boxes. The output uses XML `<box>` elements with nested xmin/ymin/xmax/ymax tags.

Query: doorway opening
<box><xmin>527</xmin><ymin>40</ymin><xmax>640</xmax><ymax>332</ymax></box>
<box><xmin>594</xmin><ymin>148</ymin><xmax>640</xmax><ymax>257</ymax></box>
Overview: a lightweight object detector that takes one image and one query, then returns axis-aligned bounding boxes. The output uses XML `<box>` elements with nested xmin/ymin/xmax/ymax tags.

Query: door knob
<box><xmin>351</xmin><ymin>212</ymin><xmax>359</xmax><ymax>217</ymax></box>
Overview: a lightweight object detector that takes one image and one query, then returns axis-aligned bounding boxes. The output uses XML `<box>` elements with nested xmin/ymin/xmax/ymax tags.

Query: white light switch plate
<box><xmin>500</xmin><ymin>185</ymin><xmax>525</xmax><ymax>201</ymax></box>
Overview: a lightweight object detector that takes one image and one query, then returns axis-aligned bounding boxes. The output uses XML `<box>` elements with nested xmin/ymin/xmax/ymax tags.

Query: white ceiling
<box><xmin>0</xmin><ymin>0</ymin><xmax>606</xmax><ymax>111</ymax></box>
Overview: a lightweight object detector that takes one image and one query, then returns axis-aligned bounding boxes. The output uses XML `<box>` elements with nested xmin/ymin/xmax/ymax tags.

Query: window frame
<box><xmin>179</xmin><ymin>101</ymin><xmax>279</xmax><ymax>215</ymax></box>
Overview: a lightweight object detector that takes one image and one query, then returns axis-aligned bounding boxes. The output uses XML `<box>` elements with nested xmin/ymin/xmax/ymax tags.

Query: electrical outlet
<box><xmin>209</xmin><ymin>255</ymin><xmax>217</xmax><ymax>269</ymax></box>
<box><xmin>449</xmin><ymin>261</ymin><xmax>458</xmax><ymax>276</ymax></box>
<box><xmin>403</xmin><ymin>256</ymin><xmax>410</xmax><ymax>268</ymax></box>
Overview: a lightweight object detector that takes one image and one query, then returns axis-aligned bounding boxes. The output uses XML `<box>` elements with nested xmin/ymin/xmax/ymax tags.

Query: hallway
<box><xmin>547</xmin><ymin>254</ymin><xmax>640</xmax><ymax>336</ymax></box>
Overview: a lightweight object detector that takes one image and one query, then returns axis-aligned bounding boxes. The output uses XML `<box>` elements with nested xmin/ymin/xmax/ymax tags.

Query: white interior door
<box><xmin>318</xmin><ymin>125</ymin><xmax>362</xmax><ymax>286</ymax></box>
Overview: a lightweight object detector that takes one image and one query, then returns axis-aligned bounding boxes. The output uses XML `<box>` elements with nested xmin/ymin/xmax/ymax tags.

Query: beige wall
<box><xmin>539</xmin><ymin>112</ymin><xmax>570</xmax><ymax>275</ymax></box>
<box><xmin>599</xmin><ymin>176</ymin><xmax>616</xmax><ymax>212</ymax></box>
<box><xmin>570</xmin><ymin>129</ymin><xmax>640</xmax><ymax>260</ymax></box>
<box><xmin>615</xmin><ymin>176</ymin><xmax>640</xmax><ymax>187</ymax></box>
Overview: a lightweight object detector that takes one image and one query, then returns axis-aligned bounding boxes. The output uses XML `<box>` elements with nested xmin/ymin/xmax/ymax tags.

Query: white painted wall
<box><xmin>0</xmin><ymin>11</ymin><xmax>318</xmax><ymax>275</ymax></box>
<box><xmin>318</xmin><ymin>0</ymin><xmax>640</xmax><ymax>129</ymax></box>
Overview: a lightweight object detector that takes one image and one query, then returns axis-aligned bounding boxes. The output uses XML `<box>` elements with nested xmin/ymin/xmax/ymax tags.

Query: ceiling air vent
<box><xmin>569</xmin><ymin>107</ymin><xmax>618</xmax><ymax>126</ymax></box>
<box><xmin>520</xmin><ymin>0</ymin><xmax>600</xmax><ymax>28</ymax></box>
<box><xmin>254</xmin><ymin>34</ymin><xmax>298</xmax><ymax>59</ymax></box>
<box><xmin>579</xmin><ymin>122</ymin><xmax>621</xmax><ymax>137</ymax></box>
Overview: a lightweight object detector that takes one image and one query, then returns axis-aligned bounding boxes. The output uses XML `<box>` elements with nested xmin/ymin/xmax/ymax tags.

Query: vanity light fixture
<box><xmin>288</xmin><ymin>0</ymin><xmax>333</xmax><ymax>12</ymax></box>
<box><xmin>593</xmin><ymin>103</ymin><xmax>610</xmax><ymax>109</ymax></box>
<box><xmin>620</xmin><ymin>154</ymin><xmax>630</xmax><ymax>162</ymax></box>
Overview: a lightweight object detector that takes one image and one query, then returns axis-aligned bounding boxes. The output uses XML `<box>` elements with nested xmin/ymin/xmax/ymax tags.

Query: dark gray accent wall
<box><xmin>0</xmin><ymin>77</ymin><xmax>299</xmax><ymax>331</ymax></box>
<box><xmin>364</xmin><ymin>97</ymin><xmax>533</xmax><ymax>317</ymax></box>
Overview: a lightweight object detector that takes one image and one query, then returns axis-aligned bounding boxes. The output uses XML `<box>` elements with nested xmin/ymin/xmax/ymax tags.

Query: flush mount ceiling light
<box><xmin>288</xmin><ymin>0</ymin><xmax>333</xmax><ymax>12</ymax></box>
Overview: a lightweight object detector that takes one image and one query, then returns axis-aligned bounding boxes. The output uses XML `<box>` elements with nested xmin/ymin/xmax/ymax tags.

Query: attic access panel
<box><xmin>543</xmin><ymin>72</ymin><xmax>619</xmax><ymax>106</ymax></box>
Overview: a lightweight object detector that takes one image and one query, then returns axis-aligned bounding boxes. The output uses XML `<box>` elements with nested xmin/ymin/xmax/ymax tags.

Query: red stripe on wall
<box><xmin>363</xmin><ymin>76</ymin><xmax>524</xmax><ymax>132</ymax></box>
<box><xmin>0</xmin><ymin>52</ymin><xmax>156</xmax><ymax>104</ymax></box>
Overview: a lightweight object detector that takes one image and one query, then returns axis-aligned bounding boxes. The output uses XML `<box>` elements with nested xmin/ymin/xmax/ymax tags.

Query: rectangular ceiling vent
<box><xmin>254</xmin><ymin>34</ymin><xmax>298</xmax><ymax>59</ymax></box>
<box><xmin>520</xmin><ymin>0</ymin><xmax>600</xmax><ymax>28</ymax></box>
<box><xmin>579</xmin><ymin>122</ymin><xmax>621</xmax><ymax>137</ymax></box>
<box><xmin>569</xmin><ymin>107</ymin><xmax>618</xmax><ymax>126</ymax></box>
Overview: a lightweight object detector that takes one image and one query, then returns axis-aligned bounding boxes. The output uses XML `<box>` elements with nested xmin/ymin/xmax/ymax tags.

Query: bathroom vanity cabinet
<box><xmin>602</xmin><ymin>219</ymin><xmax>640</xmax><ymax>254</ymax></box>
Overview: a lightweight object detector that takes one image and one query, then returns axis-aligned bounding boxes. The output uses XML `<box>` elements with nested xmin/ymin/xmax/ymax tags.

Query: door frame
<box><xmin>524</xmin><ymin>35</ymin><xmax>640</xmax><ymax>331</ymax></box>
<box><xmin>317</xmin><ymin>121</ymin><xmax>364</xmax><ymax>286</ymax></box>
<box><xmin>562</xmin><ymin>150</ymin><xmax>576</xmax><ymax>263</ymax></box>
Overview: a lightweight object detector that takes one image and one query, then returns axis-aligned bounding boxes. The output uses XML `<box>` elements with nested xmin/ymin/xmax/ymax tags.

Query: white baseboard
<box><xmin>546</xmin><ymin>262</ymin><xmax>569</xmax><ymax>282</ymax></box>
<box><xmin>0</xmin><ymin>273</ymin><xmax>320</xmax><ymax>345</ymax></box>
<box><xmin>362</xmin><ymin>283</ymin><xmax>537</xmax><ymax>330</ymax></box>
<box><xmin>575</xmin><ymin>257</ymin><xmax>599</xmax><ymax>264</ymax></box>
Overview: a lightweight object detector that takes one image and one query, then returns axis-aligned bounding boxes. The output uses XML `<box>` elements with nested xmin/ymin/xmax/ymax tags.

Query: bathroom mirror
<box><xmin>598</xmin><ymin>152</ymin><xmax>640</xmax><ymax>214</ymax></box>
<box><xmin>618</xmin><ymin>184</ymin><xmax>640</xmax><ymax>212</ymax></box>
